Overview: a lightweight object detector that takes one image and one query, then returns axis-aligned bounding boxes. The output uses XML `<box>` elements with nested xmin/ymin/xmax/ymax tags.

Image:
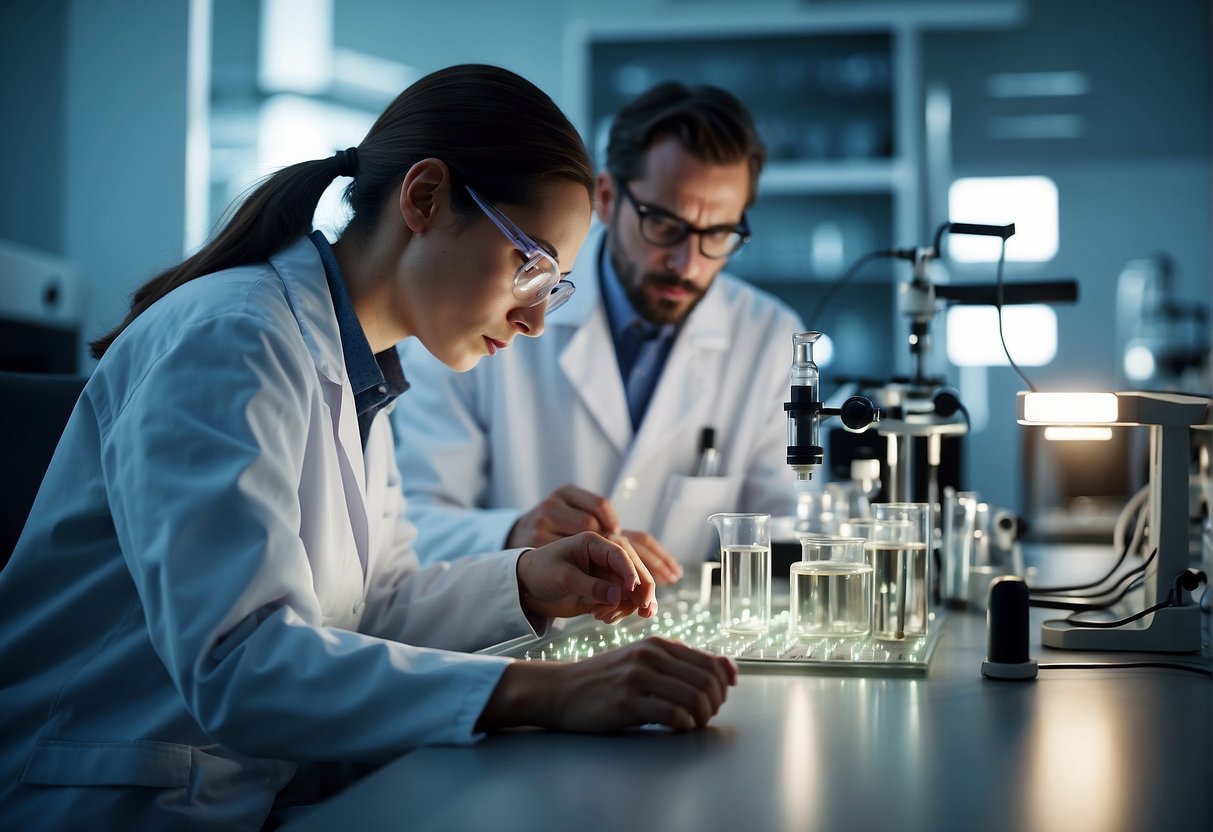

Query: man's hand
<box><xmin>507</xmin><ymin>485</ymin><xmax>685</xmax><ymax>586</ymax></box>
<box><xmin>615</xmin><ymin>529</ymin><xmax>683</xmax><ymax>585</ymax></box>
<box><xmin>516</xmin><ymin>531</ymin><xmax>657</xmax><ymax>624</ymax></box>
<box><xmin>507</xmin><ymin>484</ymin><xmax>621</xmax><ymax>548</ymax></box>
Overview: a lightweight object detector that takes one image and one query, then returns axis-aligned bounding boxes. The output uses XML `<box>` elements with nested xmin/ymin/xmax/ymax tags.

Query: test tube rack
<box><xmin>480</xmin><ymin>601</ymin><xmax>946</xmax><ymax>677</ymax></box>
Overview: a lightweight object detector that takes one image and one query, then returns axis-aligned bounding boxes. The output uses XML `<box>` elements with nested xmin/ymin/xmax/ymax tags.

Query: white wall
<box><xmin>62</xmin><ymin>0</ymin><xmax>196</xmax><ymax>368</ymax></box>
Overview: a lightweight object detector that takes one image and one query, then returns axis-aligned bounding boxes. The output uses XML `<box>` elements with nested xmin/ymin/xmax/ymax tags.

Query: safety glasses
<box><xmin>616</xmin><ymin>179</ymin><xmax>750</xmax><ymax>259</ymax></box>
<box><xmin>466</xmin><ymin>186</ymin><xmax>576</xmax><ymax>312</ymax></box>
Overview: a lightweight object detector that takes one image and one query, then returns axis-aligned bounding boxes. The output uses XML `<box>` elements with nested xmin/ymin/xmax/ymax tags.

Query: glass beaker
<box><xmin>869</xmin><ymin>503</ymin><xmax>931</xmax><ymax>640</ymax></box>
<box><xmin>940</xmin><ymin>489</ymin><xmax>979</xmax><ymax>607</ymax></box>
<box><xmin>790</xmin><ymin>534</ymin><xmax>871</xmax><ymax>639</ymax></box>
<box><xmin>824</xmin><ymin>481</ymin><xmax>867</xmax><ymax>529</ymax></box>
<box><xmin>707</xmin><ymin>513</ymin><xmax>772</xmax><ymax>633</ymax></box>
<box><xmin>838</xmin><ymin>517</ymin><xmax>912</xmax><ymax>545</ymax></box>
<box><xmin>794</xmin><ymin>485</ymin><xmax>833</xmax><ymax>533</ymax></box>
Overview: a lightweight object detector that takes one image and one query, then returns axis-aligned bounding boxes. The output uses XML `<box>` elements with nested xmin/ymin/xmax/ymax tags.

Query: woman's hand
<box><xmin>516</xmin><ymin>532</ymin><xmax>657</xmax><ymax>624</ymax></box>
<box><xmin>476</xmin><ymin>637</ymin><xmax>739</xmax><ymax>734</ymax></box>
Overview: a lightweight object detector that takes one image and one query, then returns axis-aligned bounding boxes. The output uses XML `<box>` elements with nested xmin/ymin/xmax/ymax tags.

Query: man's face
<box><xmin>598</xmin><ymin>136</ymin><xmax>752</xmax><ymax>326</ymax></box>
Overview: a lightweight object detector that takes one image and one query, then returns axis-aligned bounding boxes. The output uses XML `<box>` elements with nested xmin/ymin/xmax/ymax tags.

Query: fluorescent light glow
<box><xmin>947</xmin><ymin>176</ymin><xmax>1059</xmax><ymax>262</ymax></box>
<box><xmin>1043</xmin><ymin>427</ymin><xmax>1114</xmax><ymax>441</ymax></box>
<box><xmin>1123</xmin><ymin>344</ymin><xmax>1156</xmax><ymax>381</ymax></box>
<box><xmin>1022</xmin><ymin>392</ymin><xmax>1119</xmax><ymax>424</ymax></box>
<box><xmin>986</xmin><ymin>71</ymin><xmax>1090</xmax><ymax>98</ymax></box>
<box><xmin>988</xmin><ymin>114</ymin><xmax>1085</xmax><ymax>140</ymax></box>
<box><xmin>260</xmin><ymin>0</ymin><xmax>333</xmax><ymax>94</ymax></box>
<box><xmin>257</xmin><ymin>95</ymin><xmax>375</xmax><ymax>237</ymax></box>
<box><xmin>332</xmin><ymin>49</ymin><xmax>420</xmax><ymax>101</ymax></box>
<box><xmin>946</xmin><ymin>305</ymin><xmax>1057</xmax><ymax>367</ymax></box>
<box><xmin>815</xmin><ymin>333</ymin><xmax>834</xmax><ymax>368</ymax></box>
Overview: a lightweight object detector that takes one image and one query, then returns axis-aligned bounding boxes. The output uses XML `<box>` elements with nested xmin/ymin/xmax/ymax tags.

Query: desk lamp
<box><xmin>1017</xmin><ymin>391</ymin><xmax>1213</xmax><ymax>652</ymax></box>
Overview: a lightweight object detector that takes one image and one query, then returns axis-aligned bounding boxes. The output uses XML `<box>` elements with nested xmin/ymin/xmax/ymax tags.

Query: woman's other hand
<box><xmin>476</xmin><ymin>637</ymin><xmax>739</xmax><ymax>733</ymax></box>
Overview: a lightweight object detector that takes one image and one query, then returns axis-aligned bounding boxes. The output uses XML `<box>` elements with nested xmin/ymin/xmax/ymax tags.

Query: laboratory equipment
<box><xmin>839</xmin><ymin>517</ymin><xmax>912</xmax><ymax>545</ymax></box>
<box><xmin>980</xmin><ymin>576</ymin><xmax>1038</xmax><ymax>681</ymax></box>
<box><xmin>860</xmin><ymin>223</ymin><xmax>1078</xmax><ymax>505</ymax></box>
<box><xmin>1018</xmin><ymin>390</ymin><xmax>1213</xmax><ymax>652</ymax></box>
<box><xmin>869</xmin><ymin>539</ymin><xmax>930</xmax><ymax>641</ymax></box>
<box><xmin>871</xmin><ymin>502</ymin><xmax>930</xmax><ymax>544</ymax></box>
<box><xmin>824</xmin><ymin>480</ymin><xmax>870</xmax><ymax>527</ymax></box>
<box><xmin>708</xmin><ymin>512</ymin><xmax>772</xmax><ymax>634</ymax></box>
<box><xmin>793</xmin><ymin>487</ymin><xmax>834</xmax><ymax>534</ymax></box>
<box><xmin>481</xmin><ymin>600</ymin><xmax>944</xmax><ymax>676</ymax></box>
<box><xmin>790</xmin><ymin>534</ymin><xmax>872</xmax><ymax>639</ymax></box>
<box><xmin>784</xmin><ymin>331</ymin><xmax>880</xmax><ymax>481</ymax></box>
<box><xmin>940</xmin><ymin>488</ymin><xmax>979</xmax><ymax>607</ymax></box>
<box><xmin>870</xmin><ymin>502</ymin><xmax>931</xmax><ymax>640</ymax></box>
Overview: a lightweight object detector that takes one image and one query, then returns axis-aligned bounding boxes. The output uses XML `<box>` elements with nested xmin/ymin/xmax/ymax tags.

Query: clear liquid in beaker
<box><xmin>720</xmin><ymin>544</ymin><xmax>771</xmax><ymax>633</ymax></box>
<box><xmin>868</xmin><ymin>541</ymin><xmax>929</xmax><ymax>640</ymax></box>
<box><xmin>789</xmin><ymin>561</ymin><xmax>873</xmax><ymax>639</ymax></box>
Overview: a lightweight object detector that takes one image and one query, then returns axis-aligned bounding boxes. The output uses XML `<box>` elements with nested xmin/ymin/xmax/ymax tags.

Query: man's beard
<box><xmin>610</xmin><ymin>246</ymin><xmax>706</xmax><ymax>326</ymax></box>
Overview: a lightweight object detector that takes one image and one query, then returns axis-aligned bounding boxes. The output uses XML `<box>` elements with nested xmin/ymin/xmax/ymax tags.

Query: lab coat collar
<box><xmin>557</xmin><ymin>226</ymin><xmax>738</xmax><ymax>454</ymax></box>
<box><xmin>269</xmin><ymin>236</ymin><xmax>346</xmax><ymax>386</ymax></box>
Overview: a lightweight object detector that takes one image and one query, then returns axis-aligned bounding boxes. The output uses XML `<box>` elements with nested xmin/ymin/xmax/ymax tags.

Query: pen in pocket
<box><xmin>695</xmin><ymin>426</ymin><xmax>722</xmax><ymax>477</ymax></box>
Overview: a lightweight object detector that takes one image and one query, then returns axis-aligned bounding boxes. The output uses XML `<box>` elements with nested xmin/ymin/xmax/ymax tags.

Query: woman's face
<box><xmin>403</xmin><ymin>179</ymin><xmax>592</xmax><ymax>372</ymax></box>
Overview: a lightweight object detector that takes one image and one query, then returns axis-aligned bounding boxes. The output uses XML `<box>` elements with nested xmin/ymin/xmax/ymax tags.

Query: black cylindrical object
<box><xmin>981</xmin><ymin>576</ymin><xmax>1038</xmax><ymax>680</ymax></box>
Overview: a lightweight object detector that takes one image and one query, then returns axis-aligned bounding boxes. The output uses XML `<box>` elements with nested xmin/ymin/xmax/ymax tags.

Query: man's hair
<box><xmin>605</xmin><ymin>82</ymin><xmax>766</xmax><ymax>205</ymax></box>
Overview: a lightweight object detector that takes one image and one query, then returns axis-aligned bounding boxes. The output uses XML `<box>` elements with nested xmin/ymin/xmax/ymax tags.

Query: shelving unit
<box><xmin>563</xmin><ymin>4</ymin><xmax>1024</xmax><ymax>380</ymax></box>
<box><xmin>564</xmin><ymin>20</ymin><xmax>916</xmax><ymax>381</ymax></box>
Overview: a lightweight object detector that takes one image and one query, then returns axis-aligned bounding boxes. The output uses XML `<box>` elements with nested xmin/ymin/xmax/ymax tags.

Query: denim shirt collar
<box><xmin>308</xmin><ymin>231</ymin><xmax>409</xmax><ymax>447</ymax></box>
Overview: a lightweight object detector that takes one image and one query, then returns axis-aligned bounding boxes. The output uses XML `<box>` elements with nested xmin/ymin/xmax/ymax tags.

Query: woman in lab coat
<box><xmin>0</xmin><ymin>65</ymin><xmax>737</xmax><ymax>832</ymax></box>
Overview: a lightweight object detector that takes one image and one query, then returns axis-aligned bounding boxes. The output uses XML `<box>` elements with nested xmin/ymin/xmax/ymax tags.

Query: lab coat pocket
<box><xmin>21</xmin><ymin>738</ymin><xmax>192</xmax><ymax>787</ymax></box>
<box><xmin>654</xmin><ymin>474</ymin><xmax>743</xmax><ymax>565</ymax></box>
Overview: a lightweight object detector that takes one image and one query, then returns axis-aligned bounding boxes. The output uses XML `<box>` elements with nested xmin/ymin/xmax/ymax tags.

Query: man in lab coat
<box><xmin>393</xmin><ymin>82</ymin><xmax>804</xmax><ymax>581</ymax></box>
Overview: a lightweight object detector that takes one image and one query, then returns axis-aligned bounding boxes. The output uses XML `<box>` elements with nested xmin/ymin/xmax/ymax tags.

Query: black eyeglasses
<box><xmin>615</xmin><ymin>179</ymin><xmax>750</xmax><ymax>260</ymax></box>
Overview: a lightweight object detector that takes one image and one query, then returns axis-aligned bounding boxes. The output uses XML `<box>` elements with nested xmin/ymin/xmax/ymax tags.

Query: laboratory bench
<box><xmin>282</xmin><ymin>545</ymin><xmax>1212</xmax><ymax>832</ymax></box>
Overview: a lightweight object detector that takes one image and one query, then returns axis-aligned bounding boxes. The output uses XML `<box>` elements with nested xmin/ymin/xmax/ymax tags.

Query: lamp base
<box><xmin>1041</xmin><ymin>605</ymin><xmax>1201</xmax><ymax>653</ymax></box>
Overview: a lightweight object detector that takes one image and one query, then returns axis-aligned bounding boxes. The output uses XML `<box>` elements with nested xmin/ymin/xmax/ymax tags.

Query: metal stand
<box><xmin>1040</xmin><ymin>415</ymin><xmax>1204</xmax><ymax>652</ymax></box>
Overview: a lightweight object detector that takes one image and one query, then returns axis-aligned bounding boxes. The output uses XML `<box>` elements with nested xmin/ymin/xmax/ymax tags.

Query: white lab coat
<box><xmin>0</xmin><ymin>237</ymin><xmax>539</xmax><ymax>832</ymax></box>
<box><xmin>394</xmin><ymin>226</ymin><xmax>803</xmax><ymax>566</ymax></box>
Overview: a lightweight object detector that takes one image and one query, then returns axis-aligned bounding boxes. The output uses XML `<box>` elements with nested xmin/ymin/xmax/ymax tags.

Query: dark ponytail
<box><xmin>91</xmin><ymin>64</ymin><xmax>593</xmax><ymax>359</ymax></box>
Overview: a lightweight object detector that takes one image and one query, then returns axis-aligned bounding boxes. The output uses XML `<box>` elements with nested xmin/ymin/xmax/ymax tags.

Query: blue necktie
<box><xmin>621</xmin><ymin>321</ymin><xmax>665</xmax><ymax>431</ymax></box>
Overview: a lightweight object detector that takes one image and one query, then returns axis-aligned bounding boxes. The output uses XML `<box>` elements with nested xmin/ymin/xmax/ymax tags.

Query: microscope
<box><xmin>784</xmin><ymin>331</ymin><xmax>880</xmax><ymax>481</ymax></box>
<box><xmin>872</xmin><ymin>222</ymin><xmax>1077</xmax><ymax>506</ymax></box>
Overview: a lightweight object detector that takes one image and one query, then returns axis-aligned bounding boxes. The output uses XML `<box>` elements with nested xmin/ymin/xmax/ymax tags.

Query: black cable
<box><xmin>806</xmin><ymin>248</ymin><xmax>893</xmax><ymax>329</ymax></box>
<box><xmin>1030</xmin><ymin>542</ymin><xmax>1133</xmax><ymax>596</ymax></box>
<box><xmin>993</xmin><ymin>237</ymin><xmax>1037</xmax><ymax>392</ymax></box>
<box><xmin>1039</xmin><ymin>662</ymin><xmax>1211</xmax><ymax>678</ymax></box>
<box><xmin>1029</xmin><ymin>548</ymin><xmax>1156</xmax><ymax>610</ymax></box>
<box><xmin>1028</xmin><ymin>503</ymin><xmax>1144</xmax><ymax>594</ymax></box>
<box><xmin>1030</xmin><ymin>574</ymin><xmax>1145</xmax><ymax>610</ymax></box>
<box><xmin>931</xmin><ymin>221</ymin><xmax>951</xmax><ymax>255</ymax></box>
<box><xmin>1063</xmin><ymin>594</ymin><xmax>1174</xmax><ymax>628</ymax></box>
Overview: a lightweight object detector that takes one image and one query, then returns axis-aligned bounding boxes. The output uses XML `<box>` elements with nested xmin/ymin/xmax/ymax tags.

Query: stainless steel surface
<box><xmin>283</xmin><ymin>546</ymin><xmax>1211</xmax><ymax>832</ymax></box>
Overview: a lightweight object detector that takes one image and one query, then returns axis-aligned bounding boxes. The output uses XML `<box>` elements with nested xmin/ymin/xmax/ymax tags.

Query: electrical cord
<box><xmin>993</xmin><ymin>237</ymin><xmax>1037</xmax><ymax>392</ymax></box>
<box><xmin>805</xmin><ymin>248</ymin><xmax>894</xmax><ymax>329</ymax></box>
<box><xmin>1039</xmin><ymin>661</ymin><xmax>1211</xmax><ymax>677</ymax></box>
<box><xmin>1028</xmin><ymin>485</ymin><xmax>1150</xmax><ymax>595</ymax></box>
<box><xmin>1029</xmin><ymin>548</ymin><xmax>1156</xmax><ymax>610</ymax></box>
<box><xmin>1063</xmin><ymin>595</ymin><xmax>1174</xmax><ymax>628</ymax></box>
<box><xmin>1052</xmin><ymin>564</ymin><xmax>1206</xmax><ymax>634</ymax></box>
